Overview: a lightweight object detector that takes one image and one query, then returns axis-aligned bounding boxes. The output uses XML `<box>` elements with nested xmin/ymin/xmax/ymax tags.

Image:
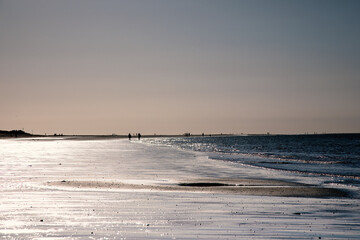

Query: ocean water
<box><xmin>143</xmin><ymin>134</ymin><xmax>360</xmax><ymax>188</ymax></box>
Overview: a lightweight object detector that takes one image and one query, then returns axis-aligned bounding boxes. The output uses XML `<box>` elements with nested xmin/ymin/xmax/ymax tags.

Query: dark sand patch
<box><xmin>178</xmin><ymin>182</ymin><xmax>235</xmax><ymax>187</ymax></box>
<box><xmin>47</xmin><ymin>179</ymin><xmax>349</xmax><ymax>198</ymax></box>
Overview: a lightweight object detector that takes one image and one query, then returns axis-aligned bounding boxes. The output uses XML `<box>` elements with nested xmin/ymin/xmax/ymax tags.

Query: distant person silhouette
<box><xmin>128</xmin><ymin>133</ymin><xmax>131</xmax><ymax>140</ymax></box>
<box><xmin>138</xmin><ymin>133</ymin><xmax>141</xmax><ymax>140</ymax></box>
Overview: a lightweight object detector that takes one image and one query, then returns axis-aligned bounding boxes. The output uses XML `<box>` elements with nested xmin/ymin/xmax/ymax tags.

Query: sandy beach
<box><xmin>1</xmin><ymin>138</ymin><xmax>359</xmax><ymax>239</ymax></box>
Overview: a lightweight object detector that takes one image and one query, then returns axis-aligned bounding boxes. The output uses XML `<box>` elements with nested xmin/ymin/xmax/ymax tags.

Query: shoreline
<box><xmin>1</xmin><ymin>137</ymin><xmax>360</xmax><ymax>239</ymax></box>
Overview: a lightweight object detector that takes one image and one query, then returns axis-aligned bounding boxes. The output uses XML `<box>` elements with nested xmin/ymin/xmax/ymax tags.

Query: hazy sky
<box><xmin>1</xmin><ymin>0</ymin><xmax>359</xmax><ymax>135</ymax></box>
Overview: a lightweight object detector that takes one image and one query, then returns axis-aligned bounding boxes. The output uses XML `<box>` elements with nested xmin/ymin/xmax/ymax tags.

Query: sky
<box><xmin>1</xmin><ymin>0</ymin><xmax>360</xmax><ymax>135</ymax></box>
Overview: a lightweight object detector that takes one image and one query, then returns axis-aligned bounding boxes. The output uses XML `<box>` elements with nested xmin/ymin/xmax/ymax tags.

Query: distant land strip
<box><xmin>0</xmin><ymin>130</ymin><xmax>234</xmax><ymax>139</ymax></box>
<box><xmin>0</xmin><ymin>130</ymin><xmax>33</xmax><ymax>138</ymax></box>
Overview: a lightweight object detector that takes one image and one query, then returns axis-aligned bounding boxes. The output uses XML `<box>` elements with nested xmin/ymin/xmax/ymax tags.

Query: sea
<box><xmin>143</xmin><ymin>134</ymin><xmax>360</xmax><ymax>190</ymax></box>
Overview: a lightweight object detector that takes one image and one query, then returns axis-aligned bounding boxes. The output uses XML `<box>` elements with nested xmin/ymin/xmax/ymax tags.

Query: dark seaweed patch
<box><xmin>178</xmin><ymin>182</ymin><xmax>235</xmax><ymax>187</ymax></box>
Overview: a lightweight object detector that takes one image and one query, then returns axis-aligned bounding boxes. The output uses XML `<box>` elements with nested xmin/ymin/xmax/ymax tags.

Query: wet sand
<box><xmin>1</xmin><ymin>138</ymin><xmax>359</xmax><ymax>239</ymax></box>
<box><xmin>48</xmin><ymin>178</ymin><xmax>349</xmax><ymax>198</ymax></box>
